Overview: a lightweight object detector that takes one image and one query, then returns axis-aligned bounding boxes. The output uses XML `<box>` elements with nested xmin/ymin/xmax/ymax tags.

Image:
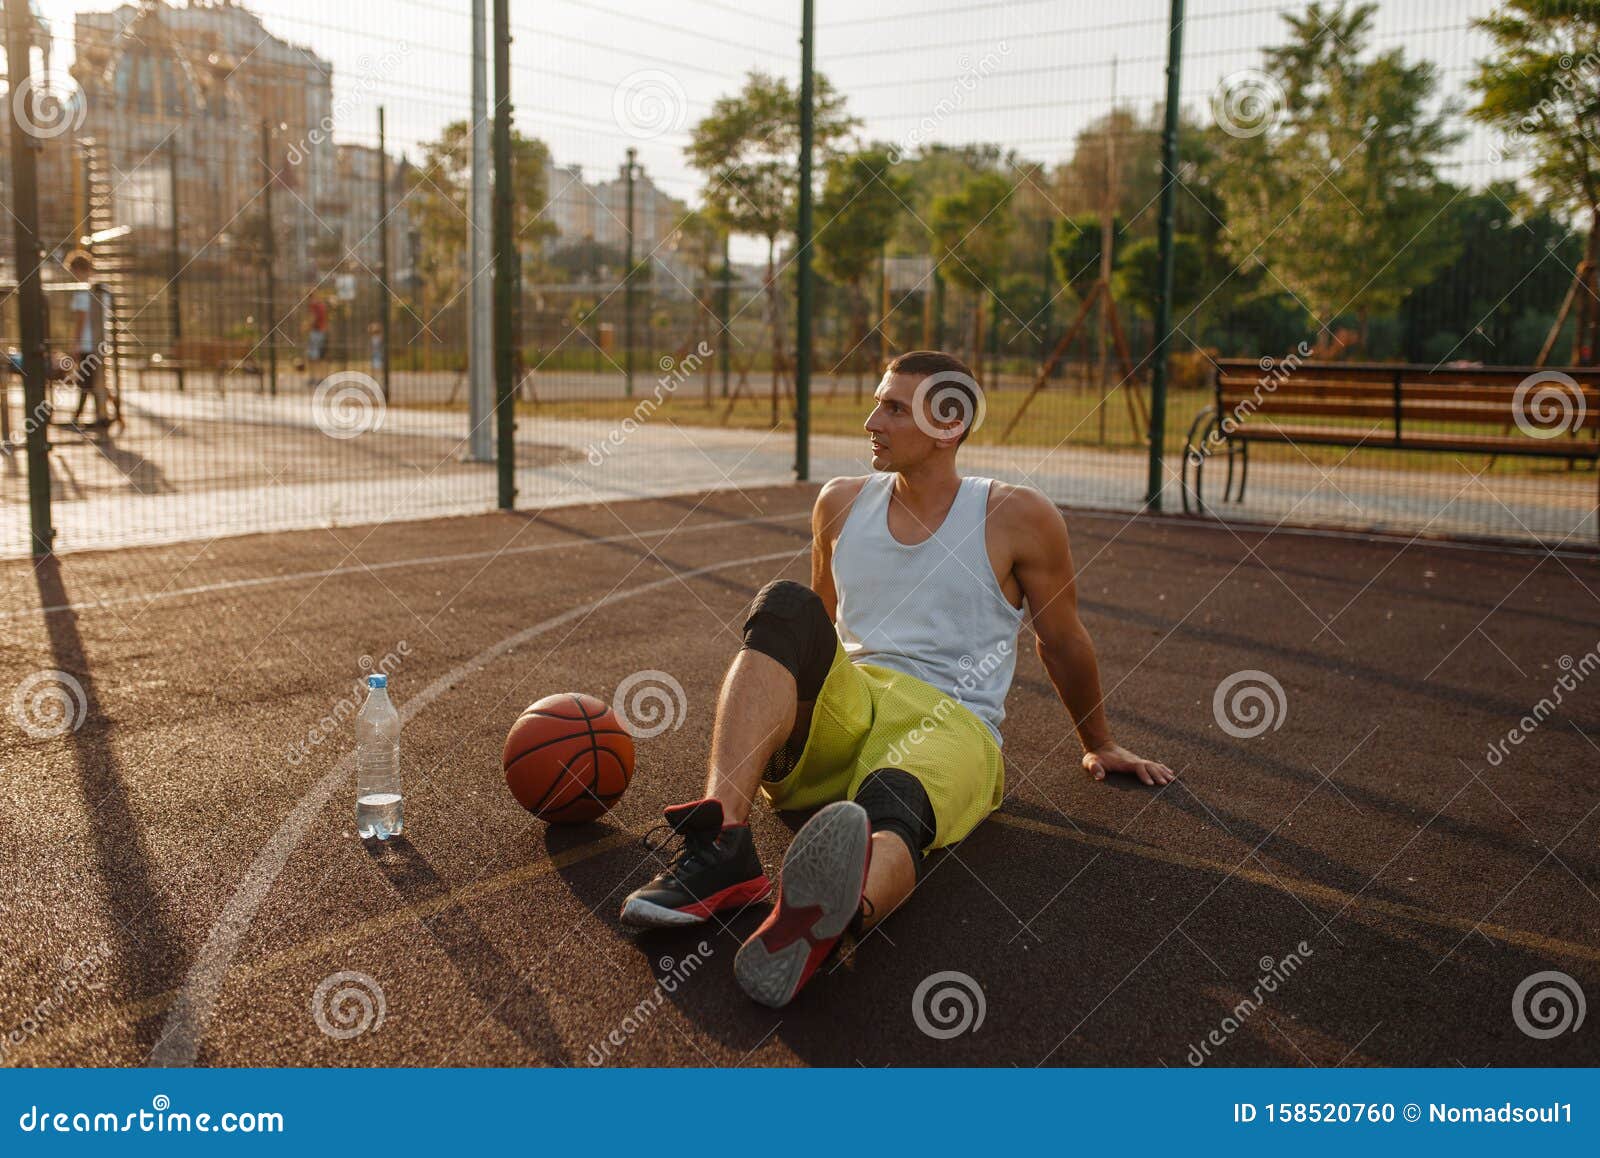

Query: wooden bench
<box><xmin>153</xmin><ymin>337</ymin><xmax>264</xmax><ymax>394</ymax></box>
<box><xmin>1182</xmin><ymin>359</ymin><xmax>1600</xmax><ymax>526</ymax></box>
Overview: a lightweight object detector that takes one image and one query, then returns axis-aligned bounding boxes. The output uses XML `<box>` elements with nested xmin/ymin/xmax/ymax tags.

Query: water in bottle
<box><xmin>355</xmin><ymin>673</ymin><xmax>403</xmax><ymax>839</ymax></box>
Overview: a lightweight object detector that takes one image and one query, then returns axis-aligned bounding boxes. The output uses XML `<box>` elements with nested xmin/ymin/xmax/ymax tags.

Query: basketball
<box><xmin>503</xmin><ymin>693</ymin><xmax>635</xmax><ymax>823</ymax></box>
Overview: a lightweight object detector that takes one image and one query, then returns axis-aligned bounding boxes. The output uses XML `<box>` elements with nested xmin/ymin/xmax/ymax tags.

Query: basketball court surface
<box><xmin>1</xmin><ymin>485</ymin><xmax>1596</xmax><ymax>1066</ymax></box>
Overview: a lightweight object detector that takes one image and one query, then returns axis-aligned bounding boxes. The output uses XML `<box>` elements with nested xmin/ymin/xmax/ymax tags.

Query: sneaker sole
<box><xmin>734</xmin><ymin>801</ymin><xmax>871</xmax><ymax>1008</ymax></box>
<box><xmin>619</xmin><ymin>875</ymin><xmax>772</xmax><ymax>929</ymax></box>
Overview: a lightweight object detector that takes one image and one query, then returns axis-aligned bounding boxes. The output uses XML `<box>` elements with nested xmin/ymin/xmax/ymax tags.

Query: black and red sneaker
<box><xmin>620</xmin><ymin>798</ymin><xmax>772</xmax><ymax>928</ymax></box>
<box><xmin>734</xmin><ymin>800</ymin><xmax>872</xmax><ymax>1008</ymax></box>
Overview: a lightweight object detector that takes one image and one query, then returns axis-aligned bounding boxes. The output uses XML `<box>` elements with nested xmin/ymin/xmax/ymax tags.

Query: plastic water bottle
<box><xmin>355</xmin><ymin>673</ymin><xmax>403</xmax><ymax>839</ymax></box>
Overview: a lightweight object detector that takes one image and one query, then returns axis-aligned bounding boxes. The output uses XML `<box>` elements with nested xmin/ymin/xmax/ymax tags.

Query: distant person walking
<box><xmin>368</xmin><ymin>321</ymin><xmax>384</xmax><ymax>375</ymax></box>
<box><xmin>305</xmin><ymin>294</ymin><xmax>330</xmax><ymax>385</ymax></box>
<box><xmin>67</xmin><ymin>250</ymin><xmax>118</xmax><ymax>430</ymax></box>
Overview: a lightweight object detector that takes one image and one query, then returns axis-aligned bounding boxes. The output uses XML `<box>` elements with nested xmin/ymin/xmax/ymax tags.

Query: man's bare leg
<box><xmin>860</xmin><ymin>833</ymin><xmax>916</xmax><ymax>930</ymax></box>
<box><xmin>705</xmin><ymin>649</ymin><xmax>798</xmax><ymax>824</ymax></box>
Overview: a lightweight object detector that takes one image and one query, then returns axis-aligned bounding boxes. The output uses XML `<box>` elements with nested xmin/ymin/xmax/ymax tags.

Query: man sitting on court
<box><xmin>621</xmin><ymin>350</ymin><xmax>1176</xmax><ymax>1008</ymax></box>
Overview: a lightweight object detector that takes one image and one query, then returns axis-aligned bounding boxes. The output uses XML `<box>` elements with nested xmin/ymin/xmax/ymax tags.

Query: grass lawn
<box><xmin>402</xmin><ymin>379</ymin><xmax>1598</xmax><ymax>482</ymax></box>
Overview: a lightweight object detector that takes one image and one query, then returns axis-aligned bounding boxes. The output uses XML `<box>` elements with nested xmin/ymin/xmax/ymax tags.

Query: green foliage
<box><xmin>406</xmin><ymin>121</ymin><xmax>554</xmax><ymax>304</ymax></box>
<box><xmin>1116</xmin><ymin>234</ymin><xmax>1203</xmax><ymax>320</ymax></box>
<box><xmin>1469</xmin><ymin>0</ymin><xmax>1600</xmax><ymax>215</ymax></box>
<box><xmin>547</xmin><ymin>237</ymin><xmax>626</xmax><ymax>282</ymax></box>
<box><xmin>815</xmin><ymin>147</ymin><xmax>907</xmax><ymax>289</ymax></box>
<box><xmin>684</xmin><ymin>69</ymin><xmax>856</xmax><ymax>249</ymax></box>
<box><xmin>1215</xmin><ymin>2</ymin><xmax>1461</xmax><ymax>332</ymax></box>
<box><xmin>929</xmin><ymin>172</ymin><xmax>1014</xmax><ymax>292</ymax></box>
<box><xmin>1399</xmin><ymin>185</ymin><xmax>1584</xmax><ymax>362</ymax></box>
<box><xmin>1051</xmin><ymin>214</ymin><xmax>1120</xmax><ymax>297</ymax></box>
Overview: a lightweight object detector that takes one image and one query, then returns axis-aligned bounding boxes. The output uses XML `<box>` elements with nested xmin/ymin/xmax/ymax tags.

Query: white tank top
<box><xmin>833</xmin><ymin>473</ymin><xmax>1024</xmax><ymax>745</ymax></box>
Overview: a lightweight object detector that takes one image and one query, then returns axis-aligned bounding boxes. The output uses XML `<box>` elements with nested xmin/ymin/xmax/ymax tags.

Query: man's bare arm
<box><xmin>1007</xmin><ymin>487</ymin><xmax>1176</xmax><ymax>787</ymax></box>
<box><xmin>809</xmin><ymin>477</ymin><xmax>863</xmax><ymax>621</ymax></box>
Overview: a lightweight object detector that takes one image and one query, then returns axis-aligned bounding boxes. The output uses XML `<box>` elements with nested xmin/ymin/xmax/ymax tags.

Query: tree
<box><xmin>685</xmin><ymin>70</ymin><xmax>856</xmax><ymax>397</ymax></box>
<box><xmin>406</xmin><ymin>121</ymin><xmax>555</xmax><ymax>308</ymax></box>
<box><xmin>664</xmin><ymin>207</ymin><xmax>726</xmax><ymax>377</ymax></box>
<box><xmin>547</xmin><ymin>237</ymin><xmax>626</xmax><ymax>283</ymax></box>
<box><xmin>1214</xmin><ymin>2</ymin><xmax>1460</xmax><ymax>349</ymax></box>
<box><xmin>815</xmin><ymin>146</ymin><xmax>908</xmax><ymax>391</ymax></box>
<box><xmin>1116</xmin><ymin>235</ymin><xmax>1204</xmax><ymax>321</ymax></box>
<box><xmin>929</xmin><ymin>172</ymin><xmax>1015</xmax><ymax>379</ymax></box>
<box><xmin>1470</xmin><ymin>0</ymin><xmax>1600</xmax><ymax>363</ymax></box>
<box><xmin>1399</xmin><ymin>185</ymin><xmax>1583</xmax><ymax>363</ymax></box>
<box><xmin>1051</xmin><ymin>214</ymin><xmax>1120</xmax><ymax>299</ymax></box>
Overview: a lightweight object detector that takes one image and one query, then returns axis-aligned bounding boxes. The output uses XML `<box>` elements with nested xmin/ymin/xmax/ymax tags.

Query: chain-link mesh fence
<box><xmin>3</xmin><ymin>0</ymin><xmax>1597</xmax><ymax>556</ymax></box>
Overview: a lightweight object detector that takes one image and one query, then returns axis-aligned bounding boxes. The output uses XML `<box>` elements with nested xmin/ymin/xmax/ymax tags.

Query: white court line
<box><xmin>3</xmin><ymin>511</ymin><xmax>809</xmax><ymax>621</ymax></box>
<box><xmin>149</xmin><ymin>546</ymin><xmax>801</xmax><ymax>1067</ymax></box>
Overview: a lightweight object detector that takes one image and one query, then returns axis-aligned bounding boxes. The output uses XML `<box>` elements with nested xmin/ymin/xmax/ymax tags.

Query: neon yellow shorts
<box><xmin>759</xmin><ymin>639</ymin><xmax>1005</xmax><ymax>848</ymax></box>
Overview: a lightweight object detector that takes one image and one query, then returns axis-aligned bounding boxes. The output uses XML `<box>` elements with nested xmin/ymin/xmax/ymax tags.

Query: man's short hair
<box><xmin>66</xmin><ymin>249</ymin><xmax>93</xmax><ymax>272</ymax></box>
<box><xmin>884</xmin><ymin>349</ymin><xmax>980</xmax><ymax>443</ymax></box>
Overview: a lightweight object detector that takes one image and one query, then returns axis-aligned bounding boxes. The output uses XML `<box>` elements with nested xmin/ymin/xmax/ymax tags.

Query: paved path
<box><xmin>1</xmin><ymin>389</ymin><xmax>1593</xmax><ymax>556</ymax></box>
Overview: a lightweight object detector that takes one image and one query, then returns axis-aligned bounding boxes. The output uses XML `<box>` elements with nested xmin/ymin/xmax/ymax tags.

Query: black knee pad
<box><xmin>853</xmin><ymin>767</ymin><xmax>937</xmax><ymax>880</ymax></box>
<box><xmin>741</xmin><ymin>580</ymin><xmax>835</xmax><ymax>702</ymax></box>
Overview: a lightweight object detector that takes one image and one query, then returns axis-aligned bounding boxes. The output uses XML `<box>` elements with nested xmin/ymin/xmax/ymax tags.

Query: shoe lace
<box><xmin>641</xmin><ymin>821</ymin><xmax>718</xmax><ymax>882</ymax></box>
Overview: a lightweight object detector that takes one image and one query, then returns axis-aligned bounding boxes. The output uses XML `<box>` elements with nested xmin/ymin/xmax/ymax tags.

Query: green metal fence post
<box><xmin>168</xmin><ymin>141</ymin><xmax>185</xmax><ymax>393</ymax></box>
<box><xmin>1145</xmin><ymin>0</ymin><xmax>1186</xmax><ymax>511</ymax></box>
<box><xmin>624</xmin><ymin>146</ymin><xmax>636</xmax><ymax>400</ymax></box>
<box><xmin>261</xmin><ymin>119</ymin><xmax>278</xmax><ymax>397</ymax></box>
<box><xmin>720</xmin><ymin>232</ymin><xmax>731</xmax><ymax>398</ymax></box>
<box><xmin>378</xmin><ymin>106</ymin><xmax>392</xmax><ymax>401</ymax></box>
<box><xmin>5</xmin><ymin>0</ymin><xmax>52</xmax><ymax>555</ymax></box>
<box><xmin>794</xmin><ymin>0</ymin><xmax>815</xmax><ymax>482</ymax></box>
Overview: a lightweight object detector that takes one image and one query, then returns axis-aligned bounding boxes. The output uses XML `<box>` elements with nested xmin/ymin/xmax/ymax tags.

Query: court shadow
<box><xmin>33</xmin><ymin>556</ymin><xmax>182</xmax><ymax>1056</ymax></box>
<box><xmin>542</xmin><ymin>821</ymin><xmax>786</xmax><ymax>1057</ymax></box>
<box><xmin>367</xmin><ymin>833</ymin><xmax>571</xmax><ymax>1063</ymax></box>
<box><xmin>522</xmin><ymin>509</ymin><xmax>781</xmax><ymax>603</ymax></box>
<box><xmin>765</xmin><ymin>815</ymin><xmax>1600</xmax><ymax>1067</ymax></box>
<box><xmin>88</xmin><ymin>441</ymin><xmax>176</xmax><ymax>495</ymax></box>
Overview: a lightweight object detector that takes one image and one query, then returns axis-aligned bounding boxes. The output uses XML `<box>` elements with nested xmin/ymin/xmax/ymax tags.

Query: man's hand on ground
<box><xmin>1082</xmin><ymin>743</ymin><xmax>1177</xmax><ymax>787</ymax></box>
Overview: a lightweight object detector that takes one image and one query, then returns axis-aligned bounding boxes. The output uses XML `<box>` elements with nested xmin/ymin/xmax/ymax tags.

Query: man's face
<box><xmin>863</xmin><ymin>371</ymin><xmax>959</xmax><ymax>471</ymax></box>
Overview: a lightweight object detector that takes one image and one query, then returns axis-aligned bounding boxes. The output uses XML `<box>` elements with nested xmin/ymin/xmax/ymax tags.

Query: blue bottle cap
<box><xmin>368</xmin><ymin>673</ymin><xmax>387</xmax><ymax>689</ymax></box>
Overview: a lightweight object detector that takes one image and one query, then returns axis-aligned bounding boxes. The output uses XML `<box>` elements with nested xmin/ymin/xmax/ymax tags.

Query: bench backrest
<box><xmin>171</xmin><ymin>337</ymin><xmax>258</xmax><ymax>365</ymax></box>
<box><xmin>1214</xmin><ymin>359</ymin><xmax>1600</xmax><ymax>433</ymax></box>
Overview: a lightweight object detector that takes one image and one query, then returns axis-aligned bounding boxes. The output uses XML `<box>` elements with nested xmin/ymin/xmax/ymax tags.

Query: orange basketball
<box><xmin>503</xmin><ymin>693</ymin><xmax>635</xmax><ymax>823</ymax></box>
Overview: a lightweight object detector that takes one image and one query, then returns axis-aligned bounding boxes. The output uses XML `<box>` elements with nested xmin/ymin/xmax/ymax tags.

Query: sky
<box><xmin>26</xmin><ymin>0</ymin><xmax>1506</xmax><ymax>263</ymax></box>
